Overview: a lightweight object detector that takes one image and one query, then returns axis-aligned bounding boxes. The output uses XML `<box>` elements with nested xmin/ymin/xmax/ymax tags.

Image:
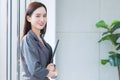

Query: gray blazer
<box><xmin>20</xmin><ymin>30</ymin><xmax>53</xmax><ymax>80</ymax></box>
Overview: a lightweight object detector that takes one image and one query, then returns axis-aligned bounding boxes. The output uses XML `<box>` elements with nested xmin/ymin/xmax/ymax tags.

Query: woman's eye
<box><xmin>35</xmin><ymin>14</ymin><xmax>47</xmax><ymax>18</ymax></box>
<box><xmin>36</xmin><ymin>15</ymin><xmax>40</xmax><ymax>17</ymax></box>
<box><xmin>43</xmin><ymin>15</ymin><xmax>47</xmax><ymax>17</ymax></box>
<box><xmin>43</xmin><ymin>14</ymin><xmax>47</xmax><ymax>17</ymax></box>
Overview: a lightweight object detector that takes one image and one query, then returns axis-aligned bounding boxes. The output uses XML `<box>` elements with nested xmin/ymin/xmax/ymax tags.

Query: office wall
<box><xmin>56</xmin><ymin>0</ymin><xmax>120</xmax><ymax>80</ymax></box>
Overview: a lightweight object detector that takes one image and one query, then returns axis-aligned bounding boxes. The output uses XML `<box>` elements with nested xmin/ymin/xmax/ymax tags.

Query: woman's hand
<box><xmin>47</xmin><ymin>63</ymin><xmax>55</xmax><ymax>71</ymax></box>
<box><xmin>46</xmin><ymin>63</ymin><xmax>58</xmax><ymax>79</ymax></box>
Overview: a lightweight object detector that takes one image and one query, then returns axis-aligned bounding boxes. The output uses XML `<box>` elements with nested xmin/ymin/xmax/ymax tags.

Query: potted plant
<box><xmin>96</xmin><ymin>20</ymin><xmax>120</xmax><ymax>80</ymax></box>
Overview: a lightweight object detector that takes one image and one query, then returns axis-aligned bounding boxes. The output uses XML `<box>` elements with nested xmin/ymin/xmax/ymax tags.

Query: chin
<box><xmin>40</xmin><ymin>26</ymin><xmax>45</xmax><ymax>29</ymax></box>
<box><xmin>37</xmin><ymin>26</ymin><xmax>43</xmax><ymax>29</ymax></box>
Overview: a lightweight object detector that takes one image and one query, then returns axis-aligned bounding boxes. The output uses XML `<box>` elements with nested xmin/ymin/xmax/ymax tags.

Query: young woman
<box><xmin>20</xmin><ymin>2</ymin><xmax>57</xmax><ymax>80</ymax></box>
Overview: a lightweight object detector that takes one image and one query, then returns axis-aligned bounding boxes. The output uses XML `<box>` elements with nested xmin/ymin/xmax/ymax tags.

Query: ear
<box><xmin>26</xmin><ymin>16</ymin><xmax>31</xmax><ymax>22</ymax></box>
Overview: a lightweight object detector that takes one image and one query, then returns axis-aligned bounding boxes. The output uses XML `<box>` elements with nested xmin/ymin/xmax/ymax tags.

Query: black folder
<box><xmin>51</xmin><ymin>40</ymin><xmax>59</xmax><ymax>62</ymax></box>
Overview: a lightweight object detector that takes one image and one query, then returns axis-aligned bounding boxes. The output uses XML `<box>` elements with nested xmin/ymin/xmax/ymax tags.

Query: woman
<box><xmin>20</xmin><ymin>2</ymin><xmax>57</xmax><ymax>80</ymax></box>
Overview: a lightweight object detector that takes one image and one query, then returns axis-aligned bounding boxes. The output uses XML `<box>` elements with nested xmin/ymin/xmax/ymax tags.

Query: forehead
<box><xmin>33</xmin><ymin>7</ymin><xmax>47</xmax><ymax>14</ymax></box>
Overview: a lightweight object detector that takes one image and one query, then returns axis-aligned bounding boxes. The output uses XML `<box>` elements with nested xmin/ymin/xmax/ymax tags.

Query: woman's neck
<box><xmin>31</xmin><ymin>28</ymin><xmax>41</xmax><ymax>38</ymax></box>
<box><xmin>31</xmin><ymin>28</ymin><xmax>46</xmax><ymax>47</ymax></box>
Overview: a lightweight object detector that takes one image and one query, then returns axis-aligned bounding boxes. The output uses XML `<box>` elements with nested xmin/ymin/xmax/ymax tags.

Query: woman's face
<box><xmin>27</xmin><ymin>7</ymin><xmax>47</xmax><ymax>31</ymax></box>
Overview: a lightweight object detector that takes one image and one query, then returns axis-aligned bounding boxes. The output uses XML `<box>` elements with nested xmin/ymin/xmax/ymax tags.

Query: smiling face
<box><xmin>27</xmin><ymin>7</ymin><xmax>47</xmax><ymax>31</ymax></box>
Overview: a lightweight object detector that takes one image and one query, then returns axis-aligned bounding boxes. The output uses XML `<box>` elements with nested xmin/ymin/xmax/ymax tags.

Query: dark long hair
<box><xmin>22</xmin><ymin>2</ymin><xmax>47</xmax><ymax>39</ymax></box>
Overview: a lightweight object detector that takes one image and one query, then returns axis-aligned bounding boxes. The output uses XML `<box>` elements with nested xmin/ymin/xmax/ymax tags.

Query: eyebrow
<box><xmin>36</xmin><ymin>13</ymin><xmax>47</xmax><ymax>15</ymax></box>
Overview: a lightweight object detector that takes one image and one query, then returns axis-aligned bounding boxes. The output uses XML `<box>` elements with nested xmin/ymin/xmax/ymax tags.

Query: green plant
<box><xmin>96</xmin><ymin>20</ymin><xmax>120</xmax><ymax>80</ymax></box>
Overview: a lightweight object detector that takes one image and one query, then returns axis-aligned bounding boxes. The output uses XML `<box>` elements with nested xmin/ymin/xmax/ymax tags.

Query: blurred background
<box><xmin>0</xmin><ymin>0</ymin><xmax>120</xmax><ymax>80</ymax></box>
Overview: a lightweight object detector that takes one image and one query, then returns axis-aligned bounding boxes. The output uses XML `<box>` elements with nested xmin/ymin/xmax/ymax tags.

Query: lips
<box><xmin>38</xmin><ymin>23</ymin><xmax>45</xmax><ymax>29</ymax></box>
<box><xmin>39</xmin><ymin>22</ymin><xmax>44</xmax><ymax>26</ymax></box>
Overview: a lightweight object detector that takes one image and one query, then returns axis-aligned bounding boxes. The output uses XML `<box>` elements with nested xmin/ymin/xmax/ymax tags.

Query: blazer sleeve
<box><xmin>22</xmin><ymin>36</ymin><xmax>49</xmax><ymax>80</ymax></box>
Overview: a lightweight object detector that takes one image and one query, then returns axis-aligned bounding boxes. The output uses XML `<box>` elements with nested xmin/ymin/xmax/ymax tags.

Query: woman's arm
<box><xmin>21</xmin><ymin>36</ymin><xmax>49</xmax><ymax>79</ymax></box>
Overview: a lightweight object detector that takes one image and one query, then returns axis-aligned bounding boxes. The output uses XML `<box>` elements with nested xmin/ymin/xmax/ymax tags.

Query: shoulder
<box><xmin>21</xmin><ymin>33</ymin><xmax>36</xmax><ymax>49</ymax></box>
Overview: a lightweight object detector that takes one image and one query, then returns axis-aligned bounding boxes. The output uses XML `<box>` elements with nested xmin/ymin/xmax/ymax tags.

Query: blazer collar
<box><xmin>28</xmin><ymin>30</ymin><xmax>40</xmax><ymax>41</ymax></box>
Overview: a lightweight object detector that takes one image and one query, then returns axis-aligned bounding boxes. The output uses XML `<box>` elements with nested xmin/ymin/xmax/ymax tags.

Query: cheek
<box><xmin>30</xmin><ymin>20</ymin><xmax>37</xmax><ymax>26</ymax></box>
<box><xmin>32</xmin><ymin>19</ymin><xmax>38</xmax><ymax>24</ymax></box>
<box><xmin>44</xmin><ymin>19</ymin><xmax>47</xmax><ymax>23</ymax></box>
<box><xmin>45</xmin><ymin>21</ymin><xmax>47</xmax><ymax>24</ymax></box>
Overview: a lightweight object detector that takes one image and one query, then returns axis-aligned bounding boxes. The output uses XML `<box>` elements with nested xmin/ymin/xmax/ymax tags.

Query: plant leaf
<box><xmin>99</xmin><ymin>33</ymin><xmax>120</xmax><ymax>46</ymax></box>
<box><xmin>101</xmin><ymin>59</ymin><xmax>109</xmax><ymax>65</ymax></box>
<box><xmin>110</xmin><ymin>22</ymin><xmax>120</xmax><ymax>33</ymax></box>
<box><xmin>102</xmin><ymin>31</ymin><xmax>110</xmax><ymax>36</ymax></box>
<box><xmin>109</xmin><ymin>54</ymin><xmax>120</xmax><ymax>66</ymax></box>
<box><xmin>117</xmin><ymin>44</ymin><xmax>120</xmax><ymax>50</ymax></box>
<box><xmin>109</xmin><ymin>51</ymin><xmax>117</xmax><ymax>54</ymax></box>
<box><xmin>96</xmin><ymin>20</ymin><xmax>108</xmax><ymax>29</ymax></box>
<box><xmin>111</xmin><ymin>20</ymin><xmax>120</xmax><ymax>28</ymax></box>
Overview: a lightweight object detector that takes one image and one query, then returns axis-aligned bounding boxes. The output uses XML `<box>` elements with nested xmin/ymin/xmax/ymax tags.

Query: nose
<box><xmin>40</xmin><ymin>16</ymin><xmax>44</xmax><ymax>22</ymax></box>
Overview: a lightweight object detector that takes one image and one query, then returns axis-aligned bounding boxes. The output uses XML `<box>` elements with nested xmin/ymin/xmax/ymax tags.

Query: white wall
<box><xmin>0</xmin><ymin>0</ymin><xmax>18</xmax><ymax>80</ymax></box>
<box><xmin>0</xmin><ymin>0</ymin><xmax>7</xmax><ymax>80</ymax></box>
<box><xmin>56</xmin><ymin>0</ymin><xmax>120</xmax><ymax>80</ymax></box>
